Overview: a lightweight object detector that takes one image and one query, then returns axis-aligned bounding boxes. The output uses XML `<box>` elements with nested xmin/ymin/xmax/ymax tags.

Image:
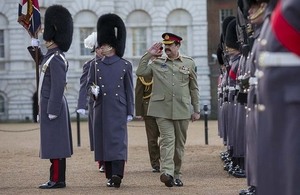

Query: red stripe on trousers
<box><xmin>52</xmin><ymin>159</ymin><xmax>59</xmax><ymax>182</ymax></box>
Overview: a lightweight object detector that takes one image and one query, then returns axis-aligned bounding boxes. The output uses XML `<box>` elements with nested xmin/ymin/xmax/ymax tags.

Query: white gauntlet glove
<box><xmin>76</xmin><ymin>109</ymin><xmax>86</xmax><ymax>115</ymax></box>
<box><xmin>127</xmin><ymin>115</ymin><xmax>133</xmax><ymax>122</ymax></box>
<box><xmin>91</xmin><ymin>85</ymin><xmax>100</xmax><ymax>98</ymax></box>
<box><xmin>48</xmin><ymin>114</ymin><xmax>57</xmax><ymax>120</ymax></box>
<box><xmin>31</xmin><ymin>38</ymin><xmax>40</xmax><ymax>47</ymax></box>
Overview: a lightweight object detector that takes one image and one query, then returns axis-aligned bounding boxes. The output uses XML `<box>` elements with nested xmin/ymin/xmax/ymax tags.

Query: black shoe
<box><xmin>174</xmin><ymin>179</ymin><xmax>183</xmax><ymax>187</ymax></box>
<box><xmin>111</xmin><ymin>175</ymin><xmax>122</xmax><ymax>188</ymax></box>
<box><xmin>39</xmin><ymin>181</ymin><xmax>66</xmax><ymax>189</ymax></box>
<box><xmin>160</xmin><ymin>173</ymin><xmax>174</xmax><ymax>187</ymax></box>
<box><xmin>106</xmin><ymin>179</ymin><xmax>114</xmax><ymax>187</ymax></box>
<box><xmin>152</xmin><ymin>166</ymin><xmax>160</xmax><ymax>173</ymax></box>
<box><xmin>232</xmin><ymin>169</ymin><xmax>246</xmax><ymax>178</ymax></box>
<box><xmin>239</xmin><ymin>189</ymin><xmax>248</xmax><ymax>195</ymax></box>
<box><xmin>99</xmin><ymin>165</ymin><xmax>105</xmax><ymax>173</ymax></box>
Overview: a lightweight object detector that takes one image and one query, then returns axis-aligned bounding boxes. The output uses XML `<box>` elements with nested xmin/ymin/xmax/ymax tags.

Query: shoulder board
<box><xmin>121</xmin><ymin>58</ymin><xmax>132</xmax><ymax>65</ymax></box>
<box><xmin>181</xmin><ymin>55</ymin><xmax>194</xmax><ymax>60</ymax></box>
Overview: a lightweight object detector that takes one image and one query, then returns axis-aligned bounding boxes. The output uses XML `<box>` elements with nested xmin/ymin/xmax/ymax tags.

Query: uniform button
<box><xmin>172</xmin><ymin>83</ymin><xmax>175</xmax><ymax>86</ymax></box>
<box><xmin>257</xmin><ymin>104</ymin><xmax>265</xmax><ymax>111</ymax></box>
<box><xmin>120</xmin><ymin>77</ymin><xmax>123</xmax><ymax>79</ymax></box>
<box><xmin>256</xmin><ymin>70</ymin><xmax>264</xmax><ymax>78</ymax></box>
<box><xmin>172</xmin><ymin>94</ymin><xmax>175</xmax><ymax>97</ymax></box>
<box><xmin>116</xmin><ymin>94</ymin><xmax>118</xmax><ymax>96</ymax></box>
<box><xmin>101</xmin><ymin>85</ymin><xmax>104</xmax><ymax>87</ymax></box>
<box><xmin>261</xmin><ymin>39</ymin><xmax>267</xmax><ymax>46</ymax></box>
<box><xmin>99</xmin><ymin>77</ymin><xmax>102</xmax><ymax>79</ymax></box>
<box><xmin>103</xmin><ymin>93</ymin><xmax>106</xmax><ymax>96</ymax></box>
<box><xmin>117</xmin><ymin>85</ymin><xmax>120</xmax><ymax>87</ymax></box>
<box><xmin>123</xmin><ymin>69</ymin><xmax>126</xmax><ymax>72</ymax></box>
<box><xmin>97</xmin><ymin>69</ymin><xmax>99</xmax><ymax>71</ymax></box>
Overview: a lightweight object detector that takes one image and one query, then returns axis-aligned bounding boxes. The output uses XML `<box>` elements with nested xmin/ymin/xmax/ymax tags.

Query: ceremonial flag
<box><xmin>18</xmin><ymin>0</ymin><xmax>41</xmax><ymax>38</ymax></box>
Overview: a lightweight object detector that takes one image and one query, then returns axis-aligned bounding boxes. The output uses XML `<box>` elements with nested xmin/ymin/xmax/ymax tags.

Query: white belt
<box><xmin>259</xmin><ymin>52</ymin><xmax>300</xmax><ymax>67</ymax></box>
<box><xmin>235</xmin><ymin>85</ymin><xmax>240</xmax><ymax>90</ymax></box>
<box><xmin>228</xmin><ymin>86</ymin><xmax>235</xmax><ymax>91</ymax></box>
<box><xmin>249</xmin><ymin>77</ymin><xmax>257</xmax><ymax>85</ymax></box>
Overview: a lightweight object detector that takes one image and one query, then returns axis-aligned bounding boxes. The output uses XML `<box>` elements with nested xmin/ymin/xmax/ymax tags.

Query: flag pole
<box><xmin>18</xmin><ymin>0</ymin><xmax>41</xmax><ymax>122</ymax></box>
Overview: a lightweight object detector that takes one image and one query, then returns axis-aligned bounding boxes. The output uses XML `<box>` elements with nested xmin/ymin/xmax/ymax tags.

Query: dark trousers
<box><xmin>105</xmin><ymin>160</ymin><xmax>125</xmax><ymax>179</ymax></box>
<box><xmin>144</xmin><ymin>116</ymin><xmax>160</xmax><ymax>168</ymax></box>
<box><xmin>49</xmin><ymin>158</ymin><xmax>66</xmax><ymax>182</ymax></box>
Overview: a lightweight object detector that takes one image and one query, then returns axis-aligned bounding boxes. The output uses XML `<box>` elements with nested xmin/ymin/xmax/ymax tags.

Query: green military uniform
<box><xmin>135</xmin><ymin>76</ymin><xmax>160</xmax><ymax>171</ymax></box>
<box><xmin>136</xmin><ymin>52</ymin><xmax>200</xmax><ymax>180</ymax></box>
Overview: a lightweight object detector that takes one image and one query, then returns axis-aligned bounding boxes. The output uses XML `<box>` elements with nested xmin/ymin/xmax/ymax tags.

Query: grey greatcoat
<box><xmin>77</xmin><ymin>58</ymin><xmax>95</xmax><ymax>151</ymax></box>
<box><xmin>87</xmin><ymin>55</ymin><xmax>134</xmax><ymax>162</ymax></box>
<box><xmin>257</xmin><ymin>0</ymin><xmax>300</xmax><ymax>194</ymax></box>
<box><xmin>39</xmin><ymin>47</ymin><xmax>73</xmax><ymax>159</ymax></box>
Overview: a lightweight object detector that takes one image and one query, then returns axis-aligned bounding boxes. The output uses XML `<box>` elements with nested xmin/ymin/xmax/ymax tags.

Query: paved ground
<box><xmin>0</xmin><ymin>120</ymin><xmax>246</xmax><ymax>195</ymax></box>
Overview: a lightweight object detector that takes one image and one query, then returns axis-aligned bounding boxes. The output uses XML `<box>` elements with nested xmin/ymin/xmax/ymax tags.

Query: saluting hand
<box><xmin>148</xmin><ymin>42</ymin><xmax>163</xmax><ymax>57</ymax></box>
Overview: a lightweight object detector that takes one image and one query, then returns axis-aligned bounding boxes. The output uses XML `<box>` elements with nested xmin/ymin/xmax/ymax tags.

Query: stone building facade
<box><xmin>0</xmin><ymin>0</ymin><xmax>209</xmax><ymax>121</ymax></box>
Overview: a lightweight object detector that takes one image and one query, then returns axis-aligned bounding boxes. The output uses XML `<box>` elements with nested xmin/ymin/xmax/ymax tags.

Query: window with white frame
<box><xmin>0</xmin><ymin>93</ymin><xmax>5</xmax><ymax>114</ymax></box>
<box><xmin>0</xmin><ymin>30</ymin><xmax>4</xmax><ymax>58</ymax></box>
<box><xmin>0</xmin><ymin>14</ymin><xmax>8</xmax><ymax>71</ymax></box>
<box><xmin>132</xmin><ymin>27</ymin><xmax>147</xmax><ymax>56</ymax></box>
<box><xmin>126</xmin><ymin>10</ymin><xmax>151</xmax><ymax>58</ymax></box>
<box><xmin>167</xmin><ymin>9</ymin><xmax>192</xmax><ymax>55</ymax></box>
<box><xmin>80</xmin><ymin>28</ymin><xmax>94</xmax><ymax>55</ymax></box>
<box><xmin>74</xmin><ymin>11</ymin><xmax>97</xmax><ymax>57</ymax></box>
<box><xmin>219</xmin><ymin>9</ymin><xmax>234</xmax><ymax>34</ymax></box>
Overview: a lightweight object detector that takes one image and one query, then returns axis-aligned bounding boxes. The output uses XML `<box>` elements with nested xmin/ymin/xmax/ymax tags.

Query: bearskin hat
<box><xmin>225</xmin><ymin>19</ymin><xmax>239</xmax><ymax>50</ymax></box>
<box><xmin>97</xmin><ymin>13</ymin><xmax>126</xmax><ymax>57</ymax></box>
<box><xmin>43</xmin><ymin>5</ymin><xmax>73</xmax><ymax>52</ymax></box>
<box><xmin>222</xmin><ymin>16</ymin><xmax>236</xmax><ymax>40</ymax></box>
<box><xmin>244</xmin><ymin>0</ymin><xmax>270</xmax><ymax>8</ymax></box>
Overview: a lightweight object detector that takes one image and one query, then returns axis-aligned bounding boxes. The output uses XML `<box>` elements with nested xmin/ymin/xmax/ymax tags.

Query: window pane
<box><xmin>220</xmin><ymin>9</ymin><xmax>233</xmax><ymax>22</ymax></box>
<box><xmin>132</xmin><ymin>28</ymin><xmax>147</xmax><ymax>56</ymax></box>
<box><xmin>168</xmin><ymin>26</ymin><xmax>187</xmax><ymax>54</ymax></box>
<box><xmin>0</xmin><ymin>30</ymin><xmax>4</xmax><ymax>58</ymax></box>
<box><xmin>80</xmin><ymin>28</ymin><xmax>94</xmax><ymax>56</ymax></box>
<box><xmin>0</xmin><ymin>95</ymin><xmax>4</xmax><ymax>113</ymax></box>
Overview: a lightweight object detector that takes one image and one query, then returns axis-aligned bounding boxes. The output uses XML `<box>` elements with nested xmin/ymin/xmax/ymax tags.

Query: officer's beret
<box><xmin>97</xmin><ymin>13</ymin><xmax>126</xmax><ymax>57</ymax></box>
<box><xmin>43</xmin><ymin>5</ymin><xmax>73</xmax><ymax>52</ymax></box>
<box><xmin>225</xmin><ymin>19</ymin><xmax>239</xmax><ymax>50</ymax></box>
<box><xmin>161</xmin><ymin>33</ymin><xmax>182</xmax><ymax>45</ymax></box>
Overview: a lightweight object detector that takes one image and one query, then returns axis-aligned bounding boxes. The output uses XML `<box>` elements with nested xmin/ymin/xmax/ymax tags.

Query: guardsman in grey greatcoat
<box><xmin>256</xmin><ymin>0</ymin><xmax>299</xmax><ymax>194</ymax></box>
<box><xmin>218</xmin><ymin>16</ymin><xmax>235</xmax><ymax>166</ymax></box>
<box><xmin>76</xmin><ymin>32</ymin><xmax>105</xmax><ymax>172</ymax></box>
<box><xmin>135</xmin><ymin>75</ymin><xmax>160</xmax><ymax>173</ymax></box>
<box><xmin>87</xmin><ymin>13</ymin><xmax>134</xmax><ymax>188</ymax></box>
<box><xmin>224</xmin><ymin>19</ymin><xmax>244</xmax><ymax>177</ymax></box>
<box><xmin>136</xmin><ymin>33</ymin><xmax>200</xmax><ymax>187</ymax></box>
<box><xmin>37</xmin><ymin>5</ymin><xmax>73</xmax><ymax>189</ymax></box>
<box><xmin>239</xmin><ymin>1</ymin><xmax>270</xmax><ymax>194</ymax></box>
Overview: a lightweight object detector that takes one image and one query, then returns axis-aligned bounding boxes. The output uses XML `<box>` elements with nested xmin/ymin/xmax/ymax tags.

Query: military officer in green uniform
<box><xmin>135</xmin><ymin>76</ymin><xmax>160</xmax><ymax>173</ymax></box>
<box><xmin>136</xmin><ymin>33</ymin><xmax>200</xmax><ymax>187</ymax></box>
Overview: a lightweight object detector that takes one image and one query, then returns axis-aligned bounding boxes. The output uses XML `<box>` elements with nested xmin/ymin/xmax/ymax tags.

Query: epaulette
<box><xmin>121</xmin><ymin>58</ymin><xmax>131</xmax><ymax>66</ymax></box>
<box><xmin>181</xmin><ymin>55</ymin><xmax>194</xmax><ymax>60</ymax></box>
